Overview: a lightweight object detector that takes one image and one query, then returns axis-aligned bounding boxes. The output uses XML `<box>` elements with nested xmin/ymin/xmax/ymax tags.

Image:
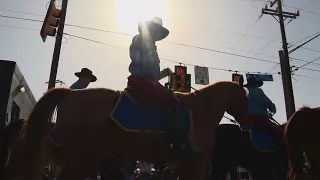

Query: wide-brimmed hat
<box><xmin>138</xmin><ymin>17</ymin><xmax>169</xmax><ymax>41</ymax></box>
<box><xmin>244</xmin><ymin>77</ymin><xmax>263</xmax><ymax>87</ymax></box>
<box><xmin>75</xmin><ymin>68</ymin><xmax>97</xmax><ymax>82</ymax></box>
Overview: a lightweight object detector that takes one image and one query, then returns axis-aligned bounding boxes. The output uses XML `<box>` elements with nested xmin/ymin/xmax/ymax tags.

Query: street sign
<box><xmin>194</xmin><ymin>66</ymin><xmax>209</xmax><ymax>85</ymax></box>
<box><xmin>246</xmin><ymin>73</ymin><xmax>273</xmax><ymax>81</ymax></box>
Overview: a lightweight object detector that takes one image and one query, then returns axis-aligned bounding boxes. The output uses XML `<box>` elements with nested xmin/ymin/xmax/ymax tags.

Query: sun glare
<box><xmin>115</xmin><ymin>0</ymin><xmax>168</xmax><ymax>34</ymax></box>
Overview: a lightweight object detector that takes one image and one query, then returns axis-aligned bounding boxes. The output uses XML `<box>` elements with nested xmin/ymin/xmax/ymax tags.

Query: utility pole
<box><xmin>47</xmin><ymin>0</ymin><xmax>69</xmax><ymax>90</ymax></box>
<box><xmin>262</xmin><ymin>0</ymin><xmax>299</xmax><ymax>119</ymax></box>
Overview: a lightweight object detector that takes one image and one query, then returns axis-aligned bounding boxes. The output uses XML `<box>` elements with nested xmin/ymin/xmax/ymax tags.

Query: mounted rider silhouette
<box><xmin>126</xmin><ymin>17</ymin><xmax>193</xmax><ymax>155</ymax></box>
<box><xmin>70</xmin><ymin>68</ymin><xmax>97</xmax><ymax>89</ymax></box>
<box><xmin>244</xmin><ymin>77</ymin><xmax>283</xmax><ymax>137</ymax></box>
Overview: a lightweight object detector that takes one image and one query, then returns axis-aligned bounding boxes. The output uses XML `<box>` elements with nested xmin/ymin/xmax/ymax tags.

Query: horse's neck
<box><xmin>182</xmin><ymin>88</ymin><xmax>228</xmax><ymax>126</ymax></box>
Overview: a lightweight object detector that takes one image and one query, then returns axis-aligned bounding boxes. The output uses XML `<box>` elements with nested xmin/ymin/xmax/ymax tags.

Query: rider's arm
<box><xmin>257</xmin><ymin>88</ymin><xmax>276</xmax><ymax>114</ymax></box>
<box><xmin>129</xmin><ymin>35</ymin><xmax>143</xmax><ymax>61</ymax></box>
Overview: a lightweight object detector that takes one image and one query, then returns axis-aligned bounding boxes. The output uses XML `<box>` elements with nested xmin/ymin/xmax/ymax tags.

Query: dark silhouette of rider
<box><xmin>127</xmin><ymin>17</ymin><xmax>192</xmax><ymax>155</ymax></box>
<box><xmin>70</xmin><ymin>68</ymin><xmax>97</xmax><ymax>89</ymax></box>
<box><xmin>244</xmin><ymin>77</ymin><xmax>283</xmax><ymax>137</ymax></box>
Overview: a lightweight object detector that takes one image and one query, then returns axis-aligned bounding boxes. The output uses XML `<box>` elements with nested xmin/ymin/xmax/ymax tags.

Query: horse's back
<box><xmin>60</xmin><ymin>88</ymin><xmax>120</xmax><ymax>109</ymax></box>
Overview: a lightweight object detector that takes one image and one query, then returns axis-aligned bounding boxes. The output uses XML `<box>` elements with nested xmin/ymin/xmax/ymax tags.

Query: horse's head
<box><xmin>224</xmin><ymin>82</ymin><xmax>251</xmax><ymax>132</ymax></box>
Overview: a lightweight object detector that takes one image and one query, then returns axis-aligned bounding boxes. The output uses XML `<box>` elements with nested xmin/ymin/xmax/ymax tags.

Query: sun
<box><xmin>115</xmin><ymin>0</ymin><xmax>168</xmax><ymax>35</ymax></box>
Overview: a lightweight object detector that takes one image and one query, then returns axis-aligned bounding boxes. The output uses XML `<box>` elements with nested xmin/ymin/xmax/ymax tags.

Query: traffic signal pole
<box><xmin>262</xmin><ymin>0</ymin><xmax>299</xmax><ymax>119</ymax></box>
<box><xmin>47</xmin><ymin>0</ymin><xmax>69</xmax><ymax>90</ymax></box>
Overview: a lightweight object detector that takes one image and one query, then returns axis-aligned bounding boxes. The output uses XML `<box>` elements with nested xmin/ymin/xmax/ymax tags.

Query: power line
<box><xmin>2</xmin><ymin>6</ymin><xmax>320</xmax><ymax>54</ymax></box>
<box><xmin>0</xmin><ymin>13</ymin><xmax>279</xmax><ymax>64</ymax></box>
<box><xmin>0</xmin><ymin>8</ymin><xmax>44</xmax><ymax>17</ymax></box>
<box><xmin>283</xmin><ymin>4</ymin><xmax>320</xmax><ymax>16</ymax></box>
<box><xmin>3</xmin><ymin>13</ymin><xmax>320</xmax><ymax>73</ymax></box>
<box><xmin>3</xmin><ymin>16</ymin><xmax>320</xmax><ymax>79</ymax></box>
<box><xmin>64</xmin><ymin>32</ymin><xmax>273</xmax><ymax>74</ymax></box>
<box><xmin>288</xmin><ymin>32</ymin><xmax>320</xmax><ymax>48</ymax></box>
<box><xmin>0</xmin><ymin>14</ymin><xmax>42</xmax><ymax>23</ymax></box>
<box><xmin>289</xmin><ymin>33</ymin><xmax>320</xmax><ymax>54</ymax></box>
<box><xmin>295</xmin><ymin>74</ymin><xmax>320</xmax><ymax>80</ymax></box>
<box><xmin>2</xmin><ymin>12</ymin><xmax>320</xmax><ymax>63</ymax></box>
<box><xmin>160</xmin><ymin>40</ymin><xmax>278</xmax><ymax>64</ymax></box>
<box><xmin>232</xmin><ymin>13</ymin><xmax>263</xmax><ymax>48</ymax></box>
<box><xmin>0</xmin><ymin>23</ymin><xmax>39</xmax><ymax>31</ymax></box>
<box><xmin>266</xmin><ymin>63</ymin><xmax>280</xmax><ymax>74</ymax></box>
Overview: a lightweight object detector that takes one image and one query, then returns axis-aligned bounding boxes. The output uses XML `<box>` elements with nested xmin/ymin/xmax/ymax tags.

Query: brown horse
<box><xmin>1</xmin><ymin>119</ymin><xmax>26</xmax><ymax>179</ymax></box>
<box><xmin>19</xmin><ymin>81</ymin><xmax>250</xmax><ymax>180</ymax></box>
<box><xmin>3</xmin><ymin>119</ymin><xmax>56</xmax><ymax>180</ymax></box>
<box><xmin>284</xmin><ymin>106</ymin><xmax>320</xmax><ymax>180</ymax></box>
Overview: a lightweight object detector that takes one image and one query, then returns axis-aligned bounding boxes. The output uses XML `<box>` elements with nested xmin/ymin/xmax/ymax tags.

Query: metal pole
<box><xmin>277</xmin><ymin>0</ymin><xmax>296</xmax><ymax>118</ymax></box>
<box><xmin>47</xmin><ymin>0</ymin><xmax>69</xmax><ymax>90</ymax></box>
<box><xmin>279</xmin><ymin>50</ymin><xmax>295</xmax><ymax>119</ymax></box>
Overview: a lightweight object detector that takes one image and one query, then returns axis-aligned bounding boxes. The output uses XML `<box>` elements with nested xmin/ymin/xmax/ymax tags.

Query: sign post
<box><xmin>194</xmin><ymin>66</ymin><xmax>209</xmax><ymax>85</ymax></box>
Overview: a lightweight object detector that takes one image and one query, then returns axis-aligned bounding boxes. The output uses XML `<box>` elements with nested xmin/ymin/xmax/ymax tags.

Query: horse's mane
<box><xmin>174</xmin><ymin>81</ymin><xmax>245</xmax><ymax>98</ymax></box>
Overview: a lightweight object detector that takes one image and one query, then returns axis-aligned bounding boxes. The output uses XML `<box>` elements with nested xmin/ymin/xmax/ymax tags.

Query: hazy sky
<box><xmin>1</xmin><ymin>0</ymin><xmax>319</xmax><ymax>124</ymax></box>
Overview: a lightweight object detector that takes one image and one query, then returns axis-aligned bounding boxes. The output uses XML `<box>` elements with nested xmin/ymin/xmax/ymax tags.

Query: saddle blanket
<box><xmin>250</xmin><ymin>128</ymin><xmax>277</xmax><ymax>152</ymax></box>
<box><xmin>110</xmin><ymin>93</ymin><xmax>193</xmax><ymax>133</ymax></box>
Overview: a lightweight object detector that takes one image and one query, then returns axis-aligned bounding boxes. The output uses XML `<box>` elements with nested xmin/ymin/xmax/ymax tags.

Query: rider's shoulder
<box><xmin>248</xmin><ymin>87</ymin><xmax>264</xmax><ymax>93</ymax></box>
<box><xmin>132</xmin><ymin>34</ymin><xmax>142</xmax><ymax>43</ymax></box>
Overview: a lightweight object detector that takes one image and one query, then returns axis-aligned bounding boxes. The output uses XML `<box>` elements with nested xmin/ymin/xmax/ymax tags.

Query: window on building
<box><xmin>11</xmin><ymin>101</ymin><xmax>20</xmax><ymax>123</ymax></box>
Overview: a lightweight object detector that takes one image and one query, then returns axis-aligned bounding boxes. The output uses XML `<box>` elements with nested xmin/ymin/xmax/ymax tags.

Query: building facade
<box><xmin>0</xmin><ymin>60</ymin><xmax>36</xmax><ymax>134</ymax></box>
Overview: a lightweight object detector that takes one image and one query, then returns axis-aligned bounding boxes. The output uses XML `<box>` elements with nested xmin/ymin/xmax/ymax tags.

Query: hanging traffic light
<box><xmin>175</xmin><ymin>66</ymin><xmax>187</xmax><ymax>76</ymax></box>
<box><xmin>232</xmin><ymin>73</ymin><xmax>244</xmax><ymax>86</ymax></box>
<box><xmin>40</xmin><ymin>1</ymin><xmax>61</xmax><ymax>42</ymax></box>
<box><xmin>170</xmin><ymin>73</ymin><xmax>180</xmax><ymax>90</ymax></box>
<box><xmin>182</xmin><ymin>73</ymin><xmax>191</xmax><ymax>92</ymax></box>
<box><xmin>170</xmin><ymin>66</ymin><xmax>192</xmax><ymax>92</ymax></box>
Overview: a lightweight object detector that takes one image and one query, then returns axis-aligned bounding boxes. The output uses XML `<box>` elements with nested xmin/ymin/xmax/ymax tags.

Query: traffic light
<box><xmin>40</xmin><ymin>2</ymin><xmax>61</xmax><ymax>42</ymax></box>
<box><xmin>170</xmin><ymin>73</ymin><xmax>180</xmax><ymax>90</ymax></box>
<box><xmin>170</xmin><ymin>66</ymin><xmax>192</xmax><ymax>92</ymax></box>
<box><xmin>232</xmin><ymin>73</ymin><xmax>244</xmax><ymax>86</ymax></box>
<box><xmin>182</xmin><ymin>73</ymin><xmax>192</xmax><ymax>92</ymax></box>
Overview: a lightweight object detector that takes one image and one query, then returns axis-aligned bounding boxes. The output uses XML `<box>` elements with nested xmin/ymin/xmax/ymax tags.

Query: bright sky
<box><xmin>1</xmin><ymin>0</ymin><xmax>319</xmax><ymax>124</ymax></box>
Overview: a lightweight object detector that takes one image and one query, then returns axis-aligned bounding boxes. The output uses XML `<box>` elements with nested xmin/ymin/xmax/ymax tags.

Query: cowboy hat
<box><xmin>138</xmin><ymin>17</ymin><xmax>169</xmax><ymax>41</ymax></box>
<box><xmin>75</xmin><ymin>68</ymin><xmax>97</xmax><ymax>82</ymax></box>
<box><xmin>244</xmin><ymin>77</ymin><xmax>263</xmax><ymax>87</ymax></box>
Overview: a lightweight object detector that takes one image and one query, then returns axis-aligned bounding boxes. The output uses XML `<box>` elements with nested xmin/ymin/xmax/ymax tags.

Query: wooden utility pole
<box><xmin>279</xmin><ymin>50</ymin><xmax>295</xmax><ymax>119</ymax></box>
<box><xmin>47</xmin><ymin>0</ymin><xmax>69</xmax><ymax>90</ymax></box>
<box><xmin>262</xmin><ymin>0</ymin><xmax>299</xmax><ymax>119</ymax></box>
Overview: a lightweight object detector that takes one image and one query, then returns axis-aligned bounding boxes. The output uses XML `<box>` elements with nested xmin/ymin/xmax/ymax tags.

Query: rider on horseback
<box><xmin>127</xmin><ymin>17</ymin><xmax>192</xmax><ymax>155</ymax></box>
<box><xmin>70</xmin><ymin>68</ymin><xmax>97</xmax><ymax>89</ymax></box>
<box><xmin>244</xmin><ymin>77</ymin><xmax>283</xmax><ymax>137</ymax></box>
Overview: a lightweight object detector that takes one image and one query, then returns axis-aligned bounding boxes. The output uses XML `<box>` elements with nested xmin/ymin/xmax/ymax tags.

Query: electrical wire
<box><xmin>64</xmin><ymin>32</ymin><xmax>272</xmax><ymax>74</ymax></box>
<box><xmin>283</xmin><ymin>4</ymin><xmax>320</xmax><ymax>16</ymax></box>
<box><xmin>1</xmin><ymin>12</ymin><xmax>320</xmax><ymax>65</ymax></box>
<box><xmin>1</xmin><ymin>13</ymin><xmax>320</xmax><ymax>75</ymax></box>
<box><xmin>0</xmin><ymin>14</ymin><xmax>279</xmax><ymax>64</ymax></box>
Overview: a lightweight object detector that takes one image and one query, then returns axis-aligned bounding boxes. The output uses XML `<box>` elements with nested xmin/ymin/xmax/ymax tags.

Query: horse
<box><xmin>210</xmin><ymin>120</ymin><xmax>288</xmax><ymax>180</ymax></box>
<box><xmin>2</xmin><ymin>118</ymin><xmax>57</xmax><ymax>180</ymax></box>
<box><xmin>284</xmin><ymin>106</ymin><xmax>320</xmax><ymax>180</ymax></box>
<box><xmin>19</xmin><ymin>81</ymin><xmax>250</xmax><ymax>180</ymax></box>
<box><xmin>3</xmin><ymin>119</ymin><xmax>122</xmax><ymax>180</ymax></box>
